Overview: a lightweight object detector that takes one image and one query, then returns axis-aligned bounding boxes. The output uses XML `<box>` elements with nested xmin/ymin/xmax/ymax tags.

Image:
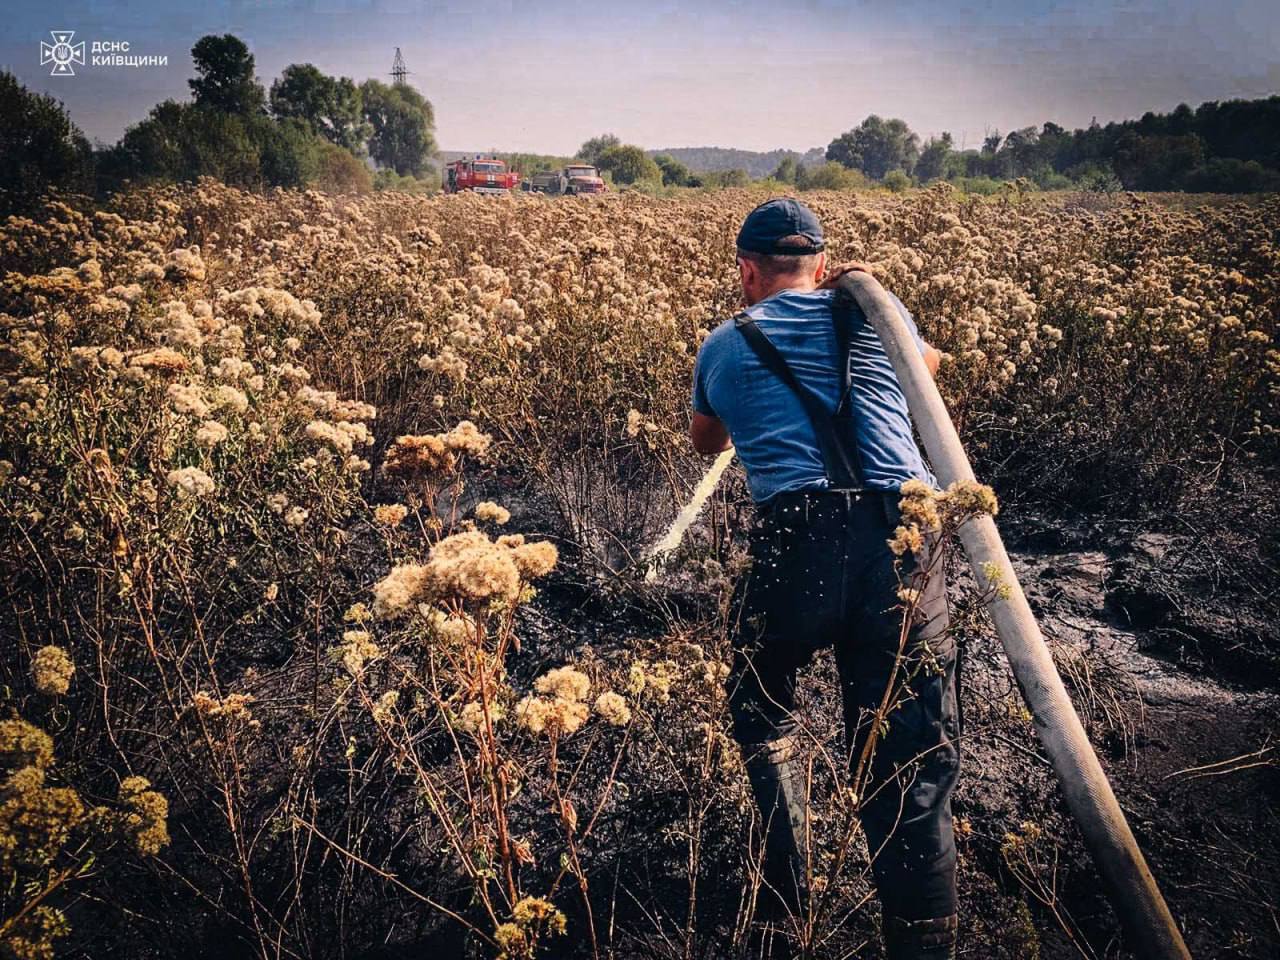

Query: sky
<box><xmin>4</xmin><ymin>0</ymin><xmax>1278</xmax><ymax>155</ymax></box>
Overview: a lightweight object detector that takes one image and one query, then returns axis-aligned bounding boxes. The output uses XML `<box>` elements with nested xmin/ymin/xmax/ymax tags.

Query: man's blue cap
<box><xmin>736</xmin><ymin>197</ymin><xmax>825</xmax><ymax>256</ymax></box>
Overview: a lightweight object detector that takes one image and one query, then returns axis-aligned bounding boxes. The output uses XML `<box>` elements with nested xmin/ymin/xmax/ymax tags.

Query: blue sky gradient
<box><xmin>4</xmin><ymin>1</ymin><xmax>1278</xmax><ymax>154</ymax></box>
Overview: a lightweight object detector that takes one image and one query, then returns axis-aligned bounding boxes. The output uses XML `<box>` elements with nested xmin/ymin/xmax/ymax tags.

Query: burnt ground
<box><xmin>910</xmin><ymin>515</ymin><xmax>1279</xmax><ymax>960</ymax></box>
<box><xmin>475</xmin><ymin>466</ymin><xmax>1280</xmax><ymax>960</ymax></box>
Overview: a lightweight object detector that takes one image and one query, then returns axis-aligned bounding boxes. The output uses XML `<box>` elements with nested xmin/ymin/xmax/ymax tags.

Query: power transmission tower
<box><xmin>390</xmin><ymin>47</ymin><xmax>409</xmax><ymax>86</ymax></box>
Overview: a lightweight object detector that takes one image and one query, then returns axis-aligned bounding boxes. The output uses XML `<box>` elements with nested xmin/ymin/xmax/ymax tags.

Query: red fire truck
<box><xmin>444</xmin><ymin>156</ymin><xmax>521</xmax><ymax>195</ymax></box>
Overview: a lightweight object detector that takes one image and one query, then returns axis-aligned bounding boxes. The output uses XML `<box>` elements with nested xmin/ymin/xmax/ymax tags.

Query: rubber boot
<box><xmin>744</xmin><ymin>735</ymin><xmax>810</xmax><ymax>921</ymax></box>
<box><xmin>882</xmin><ymin>914</ymin><xmax>958</xmax><ymax>960</ymax></box>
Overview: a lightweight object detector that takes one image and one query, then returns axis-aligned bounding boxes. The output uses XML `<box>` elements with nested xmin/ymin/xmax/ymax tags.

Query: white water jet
<box><xmin>644</xmin><ymin>447</ymin><xmax>736</xmax><ymax>582</ymax></box>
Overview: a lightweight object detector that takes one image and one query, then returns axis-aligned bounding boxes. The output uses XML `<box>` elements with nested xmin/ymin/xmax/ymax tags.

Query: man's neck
<box><xmin>748</xmin><ymin>278</ymin><xmax>818</xmax><ymax>307</ymax></box>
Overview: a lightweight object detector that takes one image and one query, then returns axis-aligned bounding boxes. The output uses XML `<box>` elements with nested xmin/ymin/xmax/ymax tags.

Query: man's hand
<box><xmin>818</xmin><ymin>261</ymin><xmax>874</xmax><ymax>289</ymax></box>
<box><xmin>690</xmin><ymin>412</ymin><xmax>731</xmax><ymax>455</ymax></box>
<box><xmin>820</xmin><ymin>262</ymin><xmax>941</xmax><ymax>376</ymax></box>
<box><xmin>922</xmin><ymin>343</ymin><xmax>941</xmax><ymax>377</ymax></box>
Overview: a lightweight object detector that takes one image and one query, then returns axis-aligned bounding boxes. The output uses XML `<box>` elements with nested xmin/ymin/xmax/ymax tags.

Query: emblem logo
<box><xmin>40</xmin><ymin>31</ymin><xmax>85</xmax><ymax>76</ymax></box>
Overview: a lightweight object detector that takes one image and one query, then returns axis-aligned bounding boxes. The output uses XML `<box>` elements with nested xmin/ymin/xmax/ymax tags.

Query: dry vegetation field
<box><xmin>1</xmin><ymin>182</ymin><xmax>1277</xmax><ymax>959</ymax></box>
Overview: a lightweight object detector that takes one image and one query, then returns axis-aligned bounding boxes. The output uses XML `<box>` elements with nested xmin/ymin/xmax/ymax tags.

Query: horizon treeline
<box><xmin>2</xmin><ymin>30</ymin><xmax>1278</xmax><ymax>213</ymax></box>
<box><xmin>648</xmin><ymin>99</ymin><xmax>1280</xmax><ymax>195</ymax></box>
<box><xmin>814</xmin><ymin>100</ymin><xmax>1280</xmax><ymax>194</ymax></box>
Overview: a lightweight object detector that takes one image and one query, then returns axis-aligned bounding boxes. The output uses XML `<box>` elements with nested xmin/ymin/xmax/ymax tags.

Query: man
<box><xmin>690</xmin><ymin>198</ymin><xmax>959</xmax><ymax>959</ymax></box>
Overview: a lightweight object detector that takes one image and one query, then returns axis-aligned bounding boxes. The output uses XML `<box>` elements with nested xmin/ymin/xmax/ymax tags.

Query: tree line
<box><xmin>816</xmin><ymin>102</ymin><xmax>1280</xmax><ymax>193</ymax></box>
<box><xmin>556</xmin><ymin>95</ymin><xmax>1280</xmax><ymax>197</ymax></box>
<box><xmin>646</xmin><ymin>146</ymin><xmax>827</xmax><ymax>179</ymax></box>
<box><xmin>3</xmin><ymin>34</ymin><xmax>1278</xmax><ymax>216</ymax></box>
<box><xmin>1</xmin><ymin>34</ymin><xmax>438</xmax><ymax>215</ymax></box>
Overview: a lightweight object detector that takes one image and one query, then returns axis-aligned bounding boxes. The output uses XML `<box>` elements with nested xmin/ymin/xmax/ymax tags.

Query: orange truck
<box><xmin>560</xmin><ymin>163</ymin><xmax>607</xmax><ymax>195</ymax></box>
<box><xmin>444</xmin><ymin>156</ymin><xmax>521</xmax><ymax>195</ymax></box>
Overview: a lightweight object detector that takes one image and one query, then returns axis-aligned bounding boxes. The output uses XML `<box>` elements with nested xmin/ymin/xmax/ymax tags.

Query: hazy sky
<box><xmin>4</xmin><ymin>0</ymin><xmax>1278</xmax><ymax>155</ymax></box>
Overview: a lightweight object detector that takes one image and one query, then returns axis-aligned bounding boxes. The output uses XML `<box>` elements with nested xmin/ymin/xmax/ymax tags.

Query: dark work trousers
<box><xmin>726</xmin><ymin>488</ymin><xmax>960</xmax><ymax>925</ymax></box>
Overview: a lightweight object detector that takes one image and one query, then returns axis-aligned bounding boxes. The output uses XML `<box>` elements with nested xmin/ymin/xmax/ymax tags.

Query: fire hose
<box><xmin>836</xmin><ymin>270</ymin><xmax>1190</xmax><ymax>959</ymax></box>
<box><xmin>649</xmin><ymin>272</ymin><xmax>1191</xmax><ymax>957</ymax></box>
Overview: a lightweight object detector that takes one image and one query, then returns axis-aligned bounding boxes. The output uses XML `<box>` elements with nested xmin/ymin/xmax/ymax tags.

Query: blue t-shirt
<box><xmin>691</xmin><ymin>287</ymin><xmax>936</xmax><ymax>504</ymax></box>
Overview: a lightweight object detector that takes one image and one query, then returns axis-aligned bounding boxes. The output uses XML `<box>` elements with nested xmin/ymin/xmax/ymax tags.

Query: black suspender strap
<box><xmin>733</xmin><ymin>304</ymin><xmax>865</xmax><ymax>489</ymax></box>
<box><xmin>831</xmin><ymin>289</ymin><xmax>865</xmax><ymax>418</ymax></box>
<box><xmin>828</xmin><ymin>290</ymin><xmax>869</xmax><ymax>484</ymax></box>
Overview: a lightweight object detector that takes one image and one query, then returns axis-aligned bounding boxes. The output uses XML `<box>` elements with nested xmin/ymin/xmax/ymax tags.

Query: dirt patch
<box><xmin>966</xmin><ymin>536</ymin><xmax>1280</xmax><ymax>959</ymax></box>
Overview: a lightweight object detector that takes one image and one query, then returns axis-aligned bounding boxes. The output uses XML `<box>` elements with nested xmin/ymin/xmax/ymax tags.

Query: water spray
<box><xmin>643</xmin><ymin>446</ymin><xmax>735</xmax><ymax>582</ymax></box>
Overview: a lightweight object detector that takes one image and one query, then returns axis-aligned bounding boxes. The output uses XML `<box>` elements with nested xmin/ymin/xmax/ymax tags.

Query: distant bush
<box><xmin>1065</xmin><ymin>163</ymin><xmax>1124</xmax><ymax>193</ymax></box>
<box><xmin>98</xmin><ymin>99</ymin><xmax>379</xmax><ymax>196</ymax></box>
<box><xmin>750</xmin><ymin>177</ymin><xmax>790</xmax><ymax>193</ymax></box>
<box><xmin>799</xmin><ymin>162</ymin><xmax>869</xmax><ymax>191</ymax></box>
<box><xmin>771</xmin><ymin>156</ymin><xmax>800</xmax><ymax>183</ymax></box>
<box><xmin>372</xmin><ymin>169</ymin><xmax>436</xmax><ymax>193</ymax></box>
<box><xmin>699</xmin><ymin>169</ymin><xmax>751</xmax><ymax>189</ymax></box>
<box><xmin>1034</xmin><ymin>170</ymin><xmax>1076</xmax><ymax>191</ymax></box>
<box><xmin>500</xmin><ymin>152</ymin><xmax>571</xmax><ymax>176</ymax></box>
<box><xmin>616</xmin><ymin>177</ymin><xmax>667</xmax><ymax>196</ymax></box>
<box><xmin>882</xmin><ymin>169</ymin><xmax>911</xmax><ymax>192</ymax></box>
<box><xmin>951</xmin><ymin>176</ymin><xmax>1004</xmax><ymax>196</ymax></box>
<box><xmin>312</xmin><ymin>142</ymin><xmax>373</xmax><ymax>193</ymax></box>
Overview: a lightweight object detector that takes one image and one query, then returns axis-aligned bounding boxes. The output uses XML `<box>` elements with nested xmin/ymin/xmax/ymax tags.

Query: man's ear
<box><xmin>738</xmin><ymin>258</ymin><xmax>760</xmax><ymax>306</ymax></box>
<box><xmin>813</xmin><ymin>252</ymin><xmax>827</xmax><ymax>283</ymax></box>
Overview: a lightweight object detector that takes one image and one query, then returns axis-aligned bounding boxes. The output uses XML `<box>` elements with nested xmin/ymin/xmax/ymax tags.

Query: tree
<box><xmin>915</xmin><ymin>132</ymin><xmax>953</xmax><ymax>183</ymax></box>
<box><xmin>1112</xmin><ymin>132</ymin><xmax>1205</xmax><ymax>190</ymax></box>
<box><xmin>255</xmin><ymin>116</ymin><xmax>324</xmax><ymax>188</ymax></box>
<box><xmin>576</xmin><ymin>134</ymin><xmax>621</xmax><ymax>166</ymax></box>
<box><xmin>115</xmin><ymin>102</ymin><xmax>260</xmax><ymax>187</ymax></box>
<box><xmin>999</xmin><ymin>126</ymin><xmax>1044</xmax><ymax>178</ymax></box>
<box><xmin>0</xmin><ymin>71</ymin><xmax>94</xmax><ymax>215</ymax></box>
<box><xmin>189</xmin><ymin>34</ymin><xmax>265</xmax><ymax>115</ymax></box>
<box><xmin>771</xmin><ymin>155</ymin><xmax>799</xmax><ymax>183</ymax></box>
<box><xmin>595</xmin><ymin>144</ymin><xmax>660</xmax><ymax>185</ymax></box>
<box><xmin>1037</xmin><ymin>122</ymin><xmax>1071</xmax><ymax>172</ymax></box>
<box><xmin>360</xmin><ymin>80</ymin><xmax>437</xmax><ymax>177</ymax></box>
<box><xmin>101</xmin><ymin>100</ymin><xmax>323</xmax><ymax>191</ymax></box>
<box><xmin>652</xmin><ymin>153</ymin><xmax>692</xmax><ymax>186</ymax></box>
<box><xmin>826</xmin><ymin>115</ymin><xmax>920</xmax><ymax>179</ymax></box>
<box><xmin>1181</xmin><ymin>157</ymin><xmax>1280</xmax><ymax>193</ymax></box>
<box><xmin>1166</xmin><ymin>102</ymin><xmax>1195</xmax><ymax>135</ymax></box>
<box><xmin>978</xmin><ymin>131</ymin><xmax>1009</xmax><ymax>177</ymax></box>
<box><xmin>98</xmin><ymin>100</ymin><xmax>188</xmax><ymax>188</ymax></box>
<box><xmin>270</xmin><ymin>64</ymin><xmax>367</xmax><ymax>151</ymax></box>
